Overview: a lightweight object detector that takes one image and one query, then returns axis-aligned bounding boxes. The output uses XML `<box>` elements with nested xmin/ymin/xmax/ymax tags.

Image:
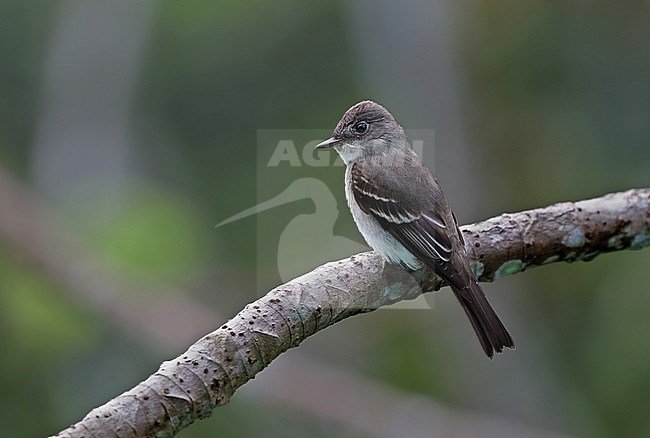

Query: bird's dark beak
<box><xmin>315</xmin><ymin>136</ymin><xmax>342</xmax><ymax>149</ymax></box>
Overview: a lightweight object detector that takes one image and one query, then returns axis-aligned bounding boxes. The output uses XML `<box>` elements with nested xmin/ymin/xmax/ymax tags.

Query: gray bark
<box><xmin>52</xmin><ymin>188</ymin><xmax>650</xmax><ymax>437</ymax></box>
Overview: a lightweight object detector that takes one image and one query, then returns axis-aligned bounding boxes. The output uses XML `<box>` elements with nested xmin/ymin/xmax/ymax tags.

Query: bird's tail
<box><xmin>451</xmin><ymin>281</ymin><xmax>515</xmax><ymax>358</ymax></box>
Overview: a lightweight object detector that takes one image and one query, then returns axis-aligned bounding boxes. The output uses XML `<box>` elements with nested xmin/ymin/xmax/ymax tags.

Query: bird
<box><xmin>315</xmin><ymin>100</ymin><xmax>514</xmax><ymax>358</ymax></box>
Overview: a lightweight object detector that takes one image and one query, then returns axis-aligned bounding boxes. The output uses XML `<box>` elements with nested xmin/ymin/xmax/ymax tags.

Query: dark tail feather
<box><xmin>451</xmin><ymin>281</ymin><xmax>515</xmax><ymax>358</ymax></box>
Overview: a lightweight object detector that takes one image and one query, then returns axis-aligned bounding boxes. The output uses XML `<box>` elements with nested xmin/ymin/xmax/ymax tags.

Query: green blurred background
<box><xmin>1</xmin><ymin>1</ymin><xmax>649</xmax><ymax>437</ymax></box>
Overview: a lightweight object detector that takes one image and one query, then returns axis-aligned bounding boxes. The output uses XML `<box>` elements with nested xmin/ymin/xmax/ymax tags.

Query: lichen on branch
<box><xmin>52</xmin><ymin>188</ymin><xmax>650</xmax><ymax>438</ymax></box>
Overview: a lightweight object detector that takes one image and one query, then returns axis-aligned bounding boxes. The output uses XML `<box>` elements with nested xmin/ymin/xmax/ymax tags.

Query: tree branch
<box><xmin>52</xmin><ymin>188</ymin><xmax>650</xmax><ymax>437</ymax></box>
<box><xmin>0</xmin><ymin>167</ymin><xmax>565</xmax><ymax>437</ymax></box>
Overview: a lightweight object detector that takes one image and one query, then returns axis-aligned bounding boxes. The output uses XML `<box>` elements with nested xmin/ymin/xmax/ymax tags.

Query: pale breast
<box><xmin>344</xmin><ymin>167</ymin><xmax>422</xmax><ymax>270</ymax></box>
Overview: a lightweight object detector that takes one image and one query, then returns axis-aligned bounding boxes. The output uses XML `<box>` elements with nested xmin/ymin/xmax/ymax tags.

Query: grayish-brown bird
<box><xmin>316</xmin><ymin>100</ymin><xmax>514</xmax><ymax>358</ymax></box>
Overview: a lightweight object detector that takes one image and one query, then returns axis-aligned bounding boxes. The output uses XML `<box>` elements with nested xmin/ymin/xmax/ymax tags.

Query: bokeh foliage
<box><xmin>0</xmin><ymin>1</ymin><xmax>648</xmax><ymax>437</ymax></box>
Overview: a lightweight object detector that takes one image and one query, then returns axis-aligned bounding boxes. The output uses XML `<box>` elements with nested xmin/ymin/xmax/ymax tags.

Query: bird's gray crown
<box><xmin>332</xmin><ymin>100</ymin><xmax>397</xmax><ymax>139</ymax></box>
<box><xmin>319</xmin><ymin>100</ymin><xmax>410</xmax><ymax>165</ymax></box>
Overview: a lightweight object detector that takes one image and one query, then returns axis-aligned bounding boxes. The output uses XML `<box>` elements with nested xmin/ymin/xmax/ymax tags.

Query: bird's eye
<box><xmin>354</xmin><ymin>121</ymin><xmax>369</xmax><ymax>135</ymax></box>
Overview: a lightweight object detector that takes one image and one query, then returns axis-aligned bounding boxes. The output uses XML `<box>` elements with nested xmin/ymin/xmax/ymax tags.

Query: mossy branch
<box><xmin>52</xmin><ymin>188</ymin><xmax>650</xmax><ymax>438</ymax></box>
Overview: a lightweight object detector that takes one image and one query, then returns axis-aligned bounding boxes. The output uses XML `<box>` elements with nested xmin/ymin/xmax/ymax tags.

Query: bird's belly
<box><xmin>344</xmin><ymin>174</ymin><xmax>422</xmax><ymax>270</ymax></box>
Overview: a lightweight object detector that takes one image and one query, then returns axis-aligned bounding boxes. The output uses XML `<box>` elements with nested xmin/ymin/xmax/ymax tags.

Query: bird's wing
<box><xmin>350</xmin><ymin>161</ymin><xmax>455</xmax><ymax>265</ymax></box>
<box><xmin>351</xmin><ymin>162</ymin><xmax>514</xmax><ymax>357</ymax></box>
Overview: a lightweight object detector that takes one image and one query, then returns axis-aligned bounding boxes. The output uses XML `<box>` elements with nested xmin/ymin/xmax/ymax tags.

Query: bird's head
<box><xmin>315</xmin><ymin>100</ymin><xmax>407</xmax><ymax>164</ymax></box>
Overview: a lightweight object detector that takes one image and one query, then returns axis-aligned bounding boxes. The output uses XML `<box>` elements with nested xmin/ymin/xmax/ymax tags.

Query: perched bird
<box><xmin>316</xmin><ymin>100</ymin><xmax>514</xmax><ymax>358</ymax></box>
